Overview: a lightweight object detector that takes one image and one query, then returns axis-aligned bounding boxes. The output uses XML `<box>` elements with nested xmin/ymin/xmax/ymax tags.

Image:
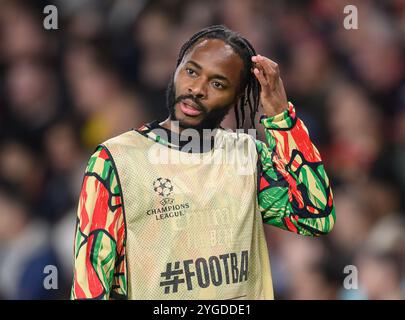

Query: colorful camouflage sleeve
<box><xmin>257</xmin><ymin>102</ymin><xmax>335</xmax><ymax>236</ymax></box>
<box><xmin>71</xmin><ymin>146</ymin><xmax>127</xmax><ymax>299</ymax></box>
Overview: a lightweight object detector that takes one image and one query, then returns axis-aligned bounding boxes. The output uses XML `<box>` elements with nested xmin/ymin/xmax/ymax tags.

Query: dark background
<box><xmin>0</xmin><ymin>0</ymin><xmax>404</xmax><ymax>299</ymax></box>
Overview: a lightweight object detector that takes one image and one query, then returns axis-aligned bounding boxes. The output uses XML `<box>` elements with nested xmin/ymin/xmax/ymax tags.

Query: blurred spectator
<box><xmin>4</xmin><ymin>60</ymin><xmax>62</xmax><ymax>151</ymax></box>
<box><xmin>0</xmin><ymin>0</ymin><xmax>404</xmax><ymax>299</ymax></box>
<box><xmin>63</xmin><ymin>42</ymin><xmax>150</xmax><ymax>149</ymax></box>
<box><xmin>0</xmin><ymin>140</ymin><xmax>44</xmax><ymax>211</ymax></box>
<box><xmin>0</xmin><ymin>1</ymin><xmax>54</xmax><ymax>63</ymax></box>
<box><xmin>0</xmin><ymin>185</ymin><xmax>59</xmax><ymax>299</ymax></box>
<box><xmin>39</xmin><ymin>120</ymin><xmax>86</xmax><ymax>222</ymax></box>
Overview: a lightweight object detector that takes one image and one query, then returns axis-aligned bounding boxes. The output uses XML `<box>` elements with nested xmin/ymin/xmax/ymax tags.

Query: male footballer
<box><xmin>71</xmin><ymin>25</ymin><xmax>335</xmax><ymax>300</ymax></box>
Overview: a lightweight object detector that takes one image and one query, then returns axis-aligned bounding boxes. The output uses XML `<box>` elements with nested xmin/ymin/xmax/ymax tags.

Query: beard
<box><xmin>166</xmin><ymin>77</ymin><xmax>233</xmax><ymax>131</ymax></box>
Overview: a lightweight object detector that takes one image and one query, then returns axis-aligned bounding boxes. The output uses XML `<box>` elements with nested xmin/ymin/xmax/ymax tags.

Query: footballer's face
<box><xmin>167</xmin><ymin>38</ymin><xmax>244</xmax><ymax>130</ymax></box>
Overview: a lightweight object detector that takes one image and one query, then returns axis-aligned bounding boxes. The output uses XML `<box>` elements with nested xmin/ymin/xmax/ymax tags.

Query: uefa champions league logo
<box><xmin>148</xmin><ymin>178</ymin><xmax>189</xmax><ymax>218</ymax></box>
<box><xmin>153</xmin><ymin>178</ymin><xmax>174</xmax><ymax>198</ymax></box>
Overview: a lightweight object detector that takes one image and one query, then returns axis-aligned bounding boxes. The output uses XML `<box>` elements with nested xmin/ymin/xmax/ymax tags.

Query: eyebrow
<box><xmin>186</xmin><ymin>60</ymin><xmax>231</xmax><ymax>84</ymax></box>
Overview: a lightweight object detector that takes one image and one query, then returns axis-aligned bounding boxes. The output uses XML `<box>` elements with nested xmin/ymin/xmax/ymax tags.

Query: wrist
<box><xmin>260</xmin><ymin>102</ymin><xmax>296</xmax><ymax>130</ymax></box>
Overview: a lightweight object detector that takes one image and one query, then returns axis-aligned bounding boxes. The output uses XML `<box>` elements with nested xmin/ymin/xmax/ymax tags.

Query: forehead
<box><xmin>182</xmin><ymin>38</ymin><xmax>244</xmax><ymax>82</ymax></box>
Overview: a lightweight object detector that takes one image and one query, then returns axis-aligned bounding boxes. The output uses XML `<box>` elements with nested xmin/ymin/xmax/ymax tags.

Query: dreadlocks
<box><xmin>175</xmin><ymin>25</ymin><xmax>261</xmax><ymax>129</ymax></box>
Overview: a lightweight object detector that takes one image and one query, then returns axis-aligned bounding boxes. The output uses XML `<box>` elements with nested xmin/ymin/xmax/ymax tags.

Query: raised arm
<box><xmin>256</xmin><ymin>103</ymin><xmax>335</xmax><ymax>236</ymax></box>
<box><xmin>251</xmin><ymin>54</ymin><xmax>335</xmax><ymax>236</ymax></box>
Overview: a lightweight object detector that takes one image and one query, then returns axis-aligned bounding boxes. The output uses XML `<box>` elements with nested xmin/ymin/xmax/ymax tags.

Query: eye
<box><xmin>212</xmin><ymin>81</ymin><xmax>225</xmax><ymax>89</ymax></box>
<box><xmin>186</xmin><ymin>68</ymin><xmax>197</xmax><ymax>76</ymax></box>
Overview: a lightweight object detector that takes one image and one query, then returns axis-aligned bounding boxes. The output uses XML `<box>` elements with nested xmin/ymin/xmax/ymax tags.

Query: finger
<box><xmin>252</xmin><ymin>62</ymin><xmax>266</xmax><ymax>76</ymax></box>
<box><xmin>253</xmin><ymin>67</ymin><xmax>268</xmax><ymax>87</ymax></box>
<box><xmin>252</xmin><ymin>54</ymin><xmax>278</xmax><ymax>69</ymax></box>
<box><xmin>251</xmin><ymin>58</ymin><xmax>264</xmax><ymax>74</ymax></box>
<box><xmin>252</xmin><ymin>60</ymin><xmax>274</xmax><ymax>89</ymax></box>
<box><xmin>256</xmin><ymin>56</ymin><xmax>278</xmax><ymax>82</ymax></box>
<box><xmin>252</xmin><ymin>55</ymin><xmax>279</xmax><ymax>89</ymax></box>
<box><xmin>259</xmin><ymin>56</ymin><xmax>282</xmax><ymax>90</ymax></box>
<box><xmin>258</xmin><ymin>55</ymin><xmax>280</xmax><ymax>77</ymax></box>
<box><xmin>258</xmin><ymin>55</ymin><xmax>279</xmax><ymax>71</ymax></box>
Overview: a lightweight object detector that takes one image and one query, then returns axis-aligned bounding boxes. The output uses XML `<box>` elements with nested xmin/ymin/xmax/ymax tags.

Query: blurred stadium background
<box><xmin>0</xmin><ymin>0</ymin><xmax>404</xmax><ymax>299</ymax></box>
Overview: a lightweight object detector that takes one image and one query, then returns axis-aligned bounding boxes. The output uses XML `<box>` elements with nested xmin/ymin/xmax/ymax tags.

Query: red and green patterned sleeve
<box><xmin>256</xmin><ymin>102</ymin><xmax>335</xmax><ymax>236</ymax></box>
<box><xmin>71</xmin><ymin>146</ymin><xmax>127</xmax><ymax>299</ymax></box>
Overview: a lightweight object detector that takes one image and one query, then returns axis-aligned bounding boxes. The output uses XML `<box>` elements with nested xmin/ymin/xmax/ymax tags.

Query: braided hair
<box><xmin>175</xmin><ymin>25</ymin><xmax>261</xmax><ymax>129</ymax></box>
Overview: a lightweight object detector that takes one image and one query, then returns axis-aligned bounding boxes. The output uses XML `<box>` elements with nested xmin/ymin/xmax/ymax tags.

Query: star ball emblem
<box><xmin>153</xmin><ymin>178</ymin><xmax>174</xmax><ymax>197</ymax></box>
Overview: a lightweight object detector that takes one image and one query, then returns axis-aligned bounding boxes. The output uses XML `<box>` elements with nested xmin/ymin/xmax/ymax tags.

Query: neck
<box><xmin>150</xmin><ymin>118</ymin><xmax>216</xmax><ymax>153</ymax></box>
<box><xmin>159</xmin><ymin>118</ymin><xmax>182</xmax><ymax>134</ymax></box>
<box><xmin>159</xmin><ymin>117</ymin><xmax>220</xmax><ymax>143</ymax></box>
<box><xmin>160</xmin><ymin>117</ymin><xmax>221</xmax><ymax>135</ymax></box>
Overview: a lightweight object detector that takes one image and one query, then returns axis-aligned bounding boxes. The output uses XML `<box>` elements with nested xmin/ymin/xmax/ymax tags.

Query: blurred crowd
<box><xmin>0</xmin><ymin>0</ymin><xmax>404</xmax><ymax>299</ymax></box>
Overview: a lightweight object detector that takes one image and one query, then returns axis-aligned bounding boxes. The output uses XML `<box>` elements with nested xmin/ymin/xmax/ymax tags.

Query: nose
<box><xmin>188</xmin><ymin>78</ymin><xmax>207</xmax><ymax>99</ymax></box>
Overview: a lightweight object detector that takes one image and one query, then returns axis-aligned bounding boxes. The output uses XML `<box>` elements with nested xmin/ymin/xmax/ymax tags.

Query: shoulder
<box><xmin>216</xmin><ymin>129</ymin><xmax>260</xmax><ymax>161</ymax></box>
<box><xmin>217</xmin><ymin>129</ymin><xmax>260</xmax><ymax>151</ymax></box>
<box><xmin>217</xmin><ymin>129</ymin><xmax>256</xmax><ymax>144</ymax></box>
<box><xmin>84</xmin><ymin>146</ymin><xmax>122</xmax><ymax>195</ymax></box>
<box><xmin>85</xmin><ymin>145</ymin><xmax>113</xmax><ymax>175</ymax></box>
<box><xmin>98</xmin><ymin>129</ymin><xmax>154</xmax><ymax>155</ymax></box>
<box><xmin>102</xmin><ymin>130</ymin><xmax>138</xmax><ymax>148</ymax></box>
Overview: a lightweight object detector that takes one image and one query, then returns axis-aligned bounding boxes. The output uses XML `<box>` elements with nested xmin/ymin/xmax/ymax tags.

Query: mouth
<box><xmin>178</xmin><ymin>99</ymin><xmax>203</xmax><ymax>117</ymax></box>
